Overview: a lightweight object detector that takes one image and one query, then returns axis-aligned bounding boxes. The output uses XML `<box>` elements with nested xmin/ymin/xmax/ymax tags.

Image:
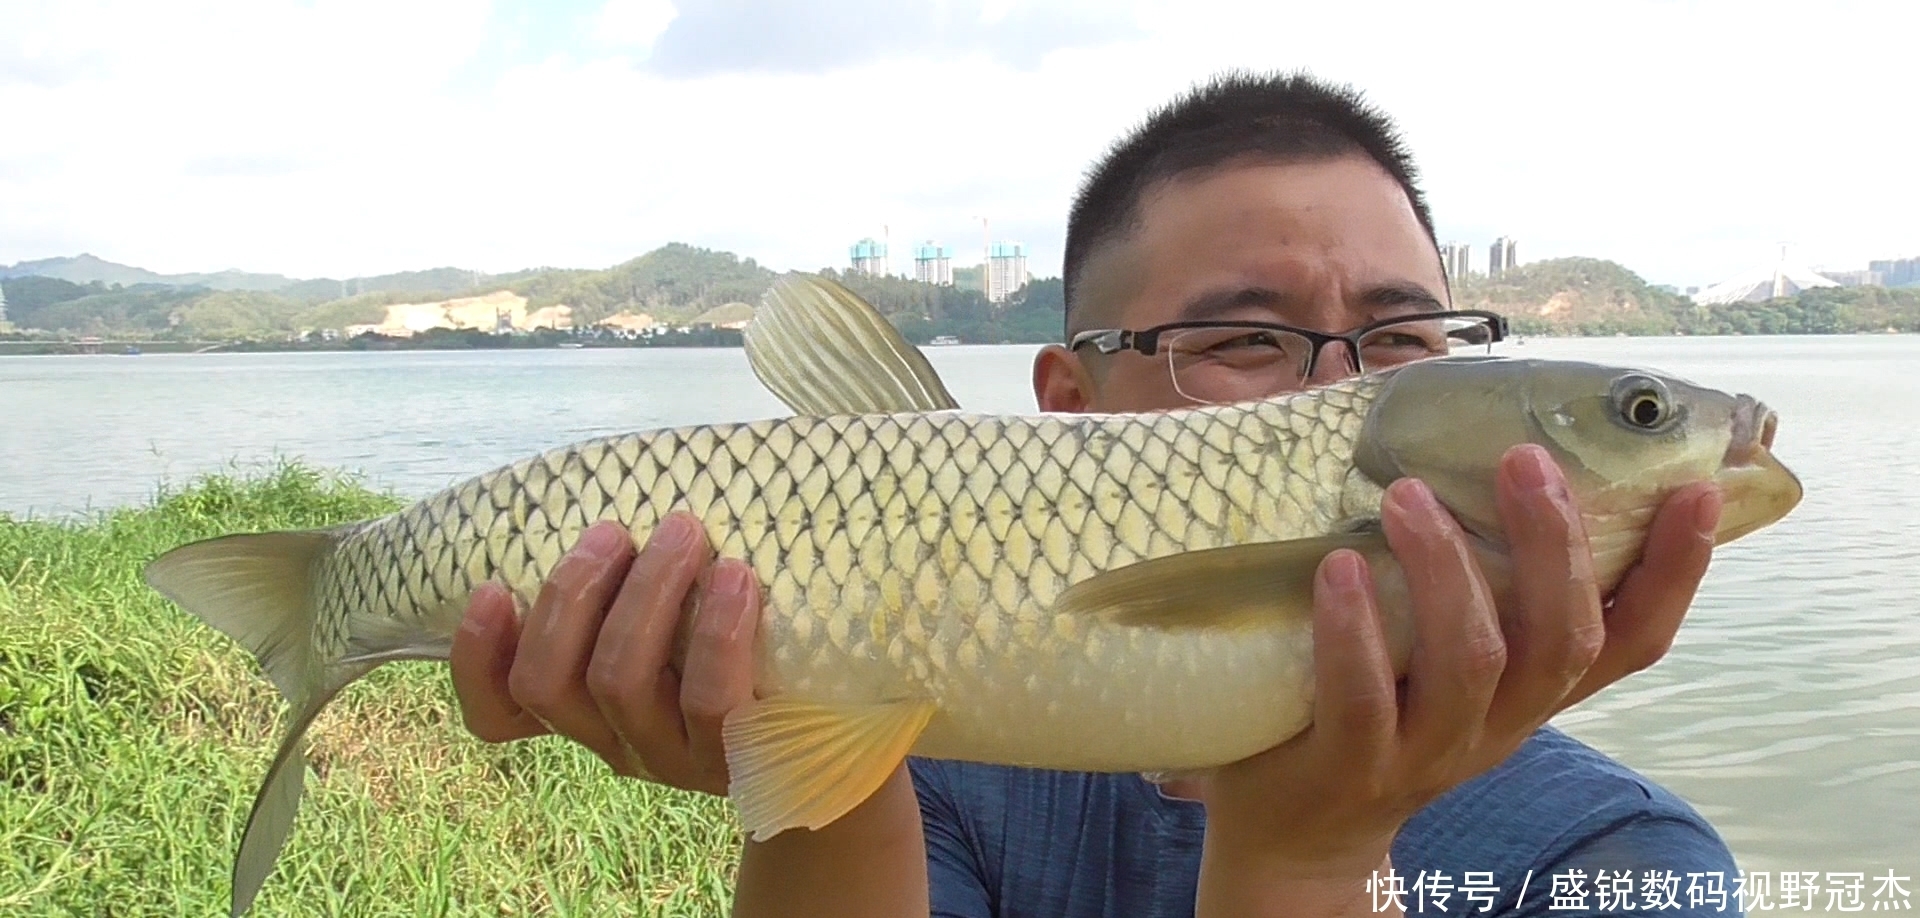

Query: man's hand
<box><xmin>447</xmin><ymin>514</ymin><xmax>933</xmax><ymax>917</ymax></box>
<box><xmin>1563</xmin><ymin>466</ymin><xmax>1722</xmax><ymax>711</ymax></box>
<box><xmin>449</xmin><ymin>513</ymin><xmax>759</xmax><ymax>794</ymax></box>
<box><xmin>1195</xmin><ymin>443</ymin><xmax>1721</xmax><ymax>915</ymax></box>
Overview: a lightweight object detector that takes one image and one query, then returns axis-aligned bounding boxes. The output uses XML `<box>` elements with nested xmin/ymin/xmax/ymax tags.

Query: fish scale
<box><xmin>312</xmin><ymin>390</ymin><xmax>1370</xmax><ymax>754</ymax></box>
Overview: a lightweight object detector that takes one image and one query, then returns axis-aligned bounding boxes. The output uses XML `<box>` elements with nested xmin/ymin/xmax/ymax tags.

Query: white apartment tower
<box><xmin>850</xmin><ymin>238</ymin><xmax>887</xmax><ymax>277</ymax></box>
<box><xmin>914</xmin><ymin>242</ymin><xmax>954</xmax><ymax>286</ymax></box>
<box><xmin>1441</xmin><ymin>242</ymin><xmax>1472</xmax><ymax>282</ymax></box>
<box><xmin>986</xmin><ymin>241</ymin><xmax>1028</xmax><ymax>304</ymax></box>
<box><xmin>1488</xmin><ymin>236</ymin><xmax>1519</xmax><ymax>278</ymax></box>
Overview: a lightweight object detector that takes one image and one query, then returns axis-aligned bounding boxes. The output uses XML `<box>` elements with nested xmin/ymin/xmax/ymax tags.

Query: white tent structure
<box><xmin>1692</xmin><ymin>246</ymin><xmax>1839</xmax><ymax>305</ymax></box>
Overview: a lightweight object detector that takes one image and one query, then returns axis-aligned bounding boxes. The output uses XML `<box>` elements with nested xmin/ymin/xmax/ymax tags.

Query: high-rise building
<box><xmin>1441</xmin><ymin>242</ymin><xmax>1472</xmax><ymax>282</ymax></box>
<box><xmin>850</xmin><ymin>238</ymin><xmax>887</xmax><ymax>277</ymax></box>
<box><xmin>1488</xmin><ymin>236</ymin><xmax>1519</xmax><ymax>278</ymax></box>
<box><xmin>0</xmin><ymin>281</ymin><xmax>9</xmax><ymax>326</ymax></box>
<box><xmin>1815</xmin><ymin>268</ymin><xmax>1880</xmax><ymax>288</ymax></box>
<box><xmin>914</xmin><ymin>242</ymin><xmax>954</xmax><ymax>286</ymax></box>
<box><xmin>986</xmin><ymin>241</ymin><xmax>1028</xmax><ymax>304</ymax></box>
<box><xmin>1868</xmin><ymin>257</ymin><xmax>1919</xmax><ymax>287</ymax></box>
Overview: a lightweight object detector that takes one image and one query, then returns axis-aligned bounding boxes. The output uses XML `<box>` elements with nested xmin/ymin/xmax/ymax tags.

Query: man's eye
<box><xmin>1207</xmin><ymin>332</ymin><xmax>1282</xmax><ymax>352</ymax></box>
<box><xmin>1364</xmin><ymin>332</ymin><xmax>1441</xmax><ymax>351</ymax></box>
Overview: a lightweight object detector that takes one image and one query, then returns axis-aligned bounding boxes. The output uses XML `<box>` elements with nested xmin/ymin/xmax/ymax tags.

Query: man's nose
<box><xmin>1302</xmin><ymin>340</ymin><xmax>1360</xmax><ymax>387</ymax></box>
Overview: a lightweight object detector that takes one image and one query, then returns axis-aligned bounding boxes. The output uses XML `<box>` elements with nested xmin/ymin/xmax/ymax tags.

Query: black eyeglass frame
<box><xmin>1066</xmin><ymin>310</ymin><xmax>1512</xmax><ymax>378</ymax></box>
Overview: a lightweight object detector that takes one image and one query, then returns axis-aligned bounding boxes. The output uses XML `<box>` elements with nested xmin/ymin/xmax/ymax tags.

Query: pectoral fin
<box><xmin>722</xmin><ymin>697</ymin><xmax>937</xmax><ymax>841</ymax></box>
<box><xmin>1055</xmin><ymin>533</ymin><xmax>1389</xmax><ymax>631</ymax></box>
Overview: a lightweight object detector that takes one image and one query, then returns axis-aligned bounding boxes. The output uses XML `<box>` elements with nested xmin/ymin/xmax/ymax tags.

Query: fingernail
<box><xmin>700</xmin><ymin>562</ymin><xmax>754</xmax><ymax>639</ymax></box>
<box><xmin>1515</xmin><ymin>445</ymin><xmax>1576</xmax><ymax>512</ymax></box>
<box><xmin>1320</xmin><ymin>550</ymin><xmax>1368</xmax><ymax>598</ymax></box>
<box><xmin>651</xmin><ymin>514</ymin><xmax>698</xmax><ymax>552</ymax></box>
<box><xmin>574</xmin><ymin>523</ymin><xmax>629</xmax><ymax>561</ymax></box>
<box><xmin>1509</xmin><ymin>444</ymin><xmax>1552</xmax><ymax>491</ymax></box>
<box><xmin>1695</xmin><ymin>487</ymin><xmax>1723</xmax><ymax>540</ymax></box>
<box><xmin>1388</xmin><ymin>477</ymin><xmax>1441</xmax><ymax>520</ymax></box>
<box><xmin>459</xmin><ymin>585</ymin><xmax>499</xmax><ymax>635</ymax></box>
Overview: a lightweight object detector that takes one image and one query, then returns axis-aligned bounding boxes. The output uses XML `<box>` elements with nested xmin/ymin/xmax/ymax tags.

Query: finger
<box><xmin>1560</xmin><ymin>483</ymin><xmax>1719</xmax><ymax>710</ymax></box>
<box><xmin>1306</xmin><ymin>549</ymin><xmax>1398</xmax><ymax>771</ymax></box>
<box><xmin>586</xmin><ymin>512</ymin><xmax>712</xmax><ymax>781</ymax></box>
<box><xmin>1485</xmin><ymin>444</ymin><xmax>1605</xmax><ymax>736</ymax></box>
<box><xmin>1384</xmin><ymin>477</ymin><xmax>1505</xmax><ymax>763</ymax></box>
<box><xmin>506</xmin><ymin>521</ymin><xmax>636</xmax><ymax>766</ymax></box>
<box><xmin>450</xmin><ymin>581</ymin><xmax>549</xmax><ymax>743</ymax></box>
<box><xmin>679</xmin><ymin>557</ymin><xmax>763</xmax><ymax>791</ymax></box>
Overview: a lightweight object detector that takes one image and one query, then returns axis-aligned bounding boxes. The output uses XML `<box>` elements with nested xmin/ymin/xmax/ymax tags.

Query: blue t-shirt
<box><xmin>910</xmin><ymin>726</ymin><xmax>1743</xmax><ymax>917</ymax></box>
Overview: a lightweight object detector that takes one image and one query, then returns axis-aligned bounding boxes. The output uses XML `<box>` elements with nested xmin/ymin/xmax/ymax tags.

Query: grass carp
<box><xmin>144</xmin><ymin>275</ymin><xmax>1803</xmax><ymax>915</ymax></box>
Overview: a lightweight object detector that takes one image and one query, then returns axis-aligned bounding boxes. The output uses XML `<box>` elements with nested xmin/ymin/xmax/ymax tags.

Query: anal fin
<box><xmin>723</xmin><ymin>697</ymin><xmax>936</xmax><ymax>841</ymax></box>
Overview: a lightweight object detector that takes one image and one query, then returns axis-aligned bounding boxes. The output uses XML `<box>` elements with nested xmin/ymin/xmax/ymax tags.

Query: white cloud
<box><xmin>977</xmin><ymin>0</ymin><xmax>1017</xmax><ymax>25</ymax></box>
<box><xmin>1</xmin><ymin>0</ymin><xmax>1915</xmax><ymax>289</ymax></box>
<box><xmin>596</xmin><ymin>0</ymin><xmax>680</xmax><ymax>52</ymax></box>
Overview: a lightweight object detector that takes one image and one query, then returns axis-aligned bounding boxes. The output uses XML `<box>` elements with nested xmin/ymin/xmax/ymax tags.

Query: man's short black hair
<box><xmin>1063</xmin><ymin>70</ymin><xmax>1439</xmax><ymax>332</ymax></box>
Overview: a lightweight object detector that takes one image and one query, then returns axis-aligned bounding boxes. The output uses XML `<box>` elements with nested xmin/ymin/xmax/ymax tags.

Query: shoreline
<box><xmin>2</xmin><ymin>328</ymin><xmax>1913</xmax><ymax>357</ymax></box>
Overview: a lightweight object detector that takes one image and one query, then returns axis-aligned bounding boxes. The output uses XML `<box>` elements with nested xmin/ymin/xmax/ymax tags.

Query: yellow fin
<box><xmin>1055</xmin><ymin>533</ymin><xmax>1389</xmax><ymax>631</ymax></box>
<box><xmin>744</xmin><ymin>273</ymin><xmax>960</xmax><ymax>416</ymax></box>
<box><xmin>723</xmin><ymin>697</ymin><xmax>936</xmax><ymax>841</ymax></box>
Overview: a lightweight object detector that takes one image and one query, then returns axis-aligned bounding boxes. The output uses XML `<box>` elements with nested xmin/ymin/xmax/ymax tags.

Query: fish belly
<box><xmin>904</xmin><ymin>616</ymin><xmax>1320</xmax><ymax>772</ymax></box>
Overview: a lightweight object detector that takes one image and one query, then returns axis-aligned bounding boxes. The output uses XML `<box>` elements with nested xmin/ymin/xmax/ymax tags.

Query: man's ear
<box><xmin>1033</xmin><ymin>344</ymin><xmax>1097</xmax><ymax>413</ymax></box>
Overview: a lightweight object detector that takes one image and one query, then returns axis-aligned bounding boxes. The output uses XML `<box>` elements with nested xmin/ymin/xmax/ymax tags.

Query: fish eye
<box><xmin>1610</xmin><ymin>375</ymin><xmax>1676</xmax><ymax>431</ymax></box>
<box><xmin>1626</xmin><ymin>393</ymin><xmax>1664</xmax><ymax>427</ymax></box>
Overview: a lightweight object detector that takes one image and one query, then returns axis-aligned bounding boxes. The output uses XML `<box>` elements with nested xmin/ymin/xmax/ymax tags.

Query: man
<box><xmin>449</xmin><ymin>72</ymin><xmax>1736</xmax><ymax>917</ymax></box>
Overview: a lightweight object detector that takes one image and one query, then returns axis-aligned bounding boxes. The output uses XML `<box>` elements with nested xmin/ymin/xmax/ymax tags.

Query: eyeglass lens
<box><xmin>1163</xmin><ymin>315</ymin><xmax>1499</xmax><ymax>404</ymax></box>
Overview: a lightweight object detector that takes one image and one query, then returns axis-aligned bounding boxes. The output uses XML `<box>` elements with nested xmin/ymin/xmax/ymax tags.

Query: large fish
<box><xmin>145</xmin><ymin>275</ymin><xmax>1802</xmax><ymax>915</ymax></box>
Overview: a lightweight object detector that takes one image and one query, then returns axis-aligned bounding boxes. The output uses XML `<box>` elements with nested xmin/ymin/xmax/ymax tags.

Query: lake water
<box><xmin>4</xmin><ymin>338</ymin><xmax>1916</xmax><ymax>877</ymax></box>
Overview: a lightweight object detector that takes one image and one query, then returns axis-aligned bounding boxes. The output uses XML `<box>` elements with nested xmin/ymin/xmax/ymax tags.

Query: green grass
<box><xmin>0</xmin><ymin>463</ymin><xmax>741</xmax><ymax>916</ymax></box>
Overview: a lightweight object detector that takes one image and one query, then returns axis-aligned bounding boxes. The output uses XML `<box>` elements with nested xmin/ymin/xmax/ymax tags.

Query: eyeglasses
<box><xmin>1068</xmin><ymin>310</ymin><xmax>1509</xmax><ymax>404</ymax></box>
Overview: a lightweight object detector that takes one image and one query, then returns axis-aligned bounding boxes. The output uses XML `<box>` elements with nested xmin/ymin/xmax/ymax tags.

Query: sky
<box><xmin>1</xmin><ymin>0</ymin><xmax>1915</xmax><ymax>291</ymax></box>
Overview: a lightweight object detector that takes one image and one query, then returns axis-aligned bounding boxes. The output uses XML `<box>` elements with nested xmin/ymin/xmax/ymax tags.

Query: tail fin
<box><xmin>145</xmin><ymin>528</ymin><xmax>371</xmax><ymax>917</ymax></box>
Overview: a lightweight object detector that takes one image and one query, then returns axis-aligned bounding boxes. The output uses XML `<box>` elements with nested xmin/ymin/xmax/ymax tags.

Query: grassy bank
<box><xmin>0</xmin><ymin>464</ymin><xmax>740</xmax><ymax>916</ymax></box>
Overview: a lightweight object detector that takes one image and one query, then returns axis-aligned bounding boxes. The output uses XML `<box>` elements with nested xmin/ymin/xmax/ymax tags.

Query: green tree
<box><xmin>27</xmin><ymin>285</ymin><xmax>203</xmax><ymax>335</ymax></box>
<box><xmin>0</xmin><ymin>276</ymin><xmax>96</xmax><ymax>329</ymax></box>
<box><xmin>1000</xmin><ymin>278</ymin><xmax>1065</xmax><ymax>344</ymax></box>
<box><xmin>172</xmin><ymin>290</ymin><xmax>304</xmax><ymax>339</ymax></box>
<box><xmin>512</xmin><ymin>244</ymin><xmax>777</xmax><ymax>325</ymax></box>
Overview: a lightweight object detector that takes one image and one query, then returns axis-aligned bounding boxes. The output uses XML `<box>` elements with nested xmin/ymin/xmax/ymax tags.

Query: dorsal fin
<box><xmin>744</xmin><ymin>273</ymin><xmax>960</xmax><ymax>416</ymax></box>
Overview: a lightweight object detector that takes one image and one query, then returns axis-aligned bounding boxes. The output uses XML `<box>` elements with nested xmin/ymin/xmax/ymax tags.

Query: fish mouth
<box><xmin>1712</xmin><ymin>396</ymin><xmax>1802</xmax><ymax>546</ymax></box>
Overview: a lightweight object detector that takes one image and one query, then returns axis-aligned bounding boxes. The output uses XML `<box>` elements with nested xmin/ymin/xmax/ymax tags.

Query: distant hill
<box><xmin>0</xmin><ymin>244</ymin><xmax>1024</xmax><ymax>339</ymax></box>
<box><xmin>691</xmin><ymin>302</ymin><xmax>755</xmax><ymax>327</ymax></box>
<box><xmin>0</xmin><ymin>253</ymin><xmax>503</xmax><ymax>303</ymax></box>
<box><xmin>277</xmin><ymin>267</ymin><xmax>501</xmax><ymax>305</ymax></box>
<box><xmin>0</xmin><ymin>244</ymin><xmax>796</xmax><ymax>339</ymax></box>
<box><xmin>0</xmin><ymin>254</ymin><xmax>295</xmax><ymax>292</ymax></box>
<box><xmin>8</xmin><ymin>247</ymin><xmax>1909</xmax><ymax>345</ymax></box>
<box><xmin>2</xmin><ymin>279</ymin><xmax>207</xmax><ymax>335</ymax></box>
<box><xmin>1453</xmin><ymin>257</ymin><xmax>1690</xmax><ymax>335</ymax></box>
<box><xmin>1452</xmin><ymin>256</ymin><xmax>1920</xmax><ymax>336</ymax></box>
<box><xmin>507</xmin><ymin>243</ymin><xmax>778</xmax><ymax>326</ymax></box>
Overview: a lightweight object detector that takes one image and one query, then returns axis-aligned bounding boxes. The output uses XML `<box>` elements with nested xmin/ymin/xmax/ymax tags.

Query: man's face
<box><xmin>1034</xmin><ymin>154</ymin><xmax>1451</xmax><ymax>414</ymax></box>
